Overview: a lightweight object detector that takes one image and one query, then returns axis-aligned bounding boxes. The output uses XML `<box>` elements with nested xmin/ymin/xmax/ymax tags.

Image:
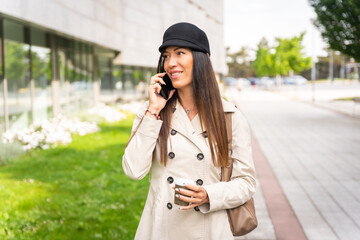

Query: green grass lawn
<box><xmin>334</xmin><ymin>96</ymin><xmax>360</xmax><ymax>101</ymax></box>
<box><xmin>0</xmin><ymin>116</ymin><xmax>149</xmax><ymax>240</ymax></box>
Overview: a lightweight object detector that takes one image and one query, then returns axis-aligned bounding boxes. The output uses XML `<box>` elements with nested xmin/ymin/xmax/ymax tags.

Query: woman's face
<box><xmin>163</xmin><ymin>47</ymin><xmax>193</xmax><ymax>91</ymax></box>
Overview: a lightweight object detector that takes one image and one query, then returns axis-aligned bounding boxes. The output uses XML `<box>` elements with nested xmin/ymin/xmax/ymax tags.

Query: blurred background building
<box><xmin>0</xmin><ymin>0</ymin><xmax>226</xmax><ymax>134</ymax></box>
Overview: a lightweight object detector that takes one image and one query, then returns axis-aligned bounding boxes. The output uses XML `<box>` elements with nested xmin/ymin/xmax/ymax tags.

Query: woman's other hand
<box><xmin>148</xmin><ymin>73</ymin><xmax>176</xmax><ymax>115</ymax></box>
<box><xmin>175</xmin><ymin>184</ymin><xmax>209</xmax><ymax>210</ymax></box>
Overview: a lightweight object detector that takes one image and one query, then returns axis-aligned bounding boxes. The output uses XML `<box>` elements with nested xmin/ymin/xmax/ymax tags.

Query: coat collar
<box><xmin>170</xmin><ymin>98</ymin><xmax>237</xmax><ymax>152</ymax></box>
<box><xmin>170</xmin><ymin>100</ymin><xmax>206</xmax><ymax>153</ymax></box>
<box><xmin>171</xmin><ymin>99</ymin><xmax>197</xmax><ymax>136</ymax></box>
<box><xmin>171</xmin><ymin>98</ymin><xmax>236</xmax><ymax>133</ymax></box>
<box><xmin>222</xmin><ymin>98</ymin><xmax>237</xmax><ymax>113</ymax></box>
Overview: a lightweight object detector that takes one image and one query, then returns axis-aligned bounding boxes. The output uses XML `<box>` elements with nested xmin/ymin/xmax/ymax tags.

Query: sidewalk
<box><xmin>273</xmin><ymin>81</ymin><xmax>360</xmax><ymax>118</ymax></box>
<box><xmin>227</xmin><ymin>87</ymin><xmax>360</xmax><ymax>240</ymax></box>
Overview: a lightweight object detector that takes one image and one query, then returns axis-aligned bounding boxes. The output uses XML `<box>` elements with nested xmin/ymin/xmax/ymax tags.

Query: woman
<box><xmin>122</xmin><ymin>22</ymin><xmax>256</xmax><ymax>240</ymax></box>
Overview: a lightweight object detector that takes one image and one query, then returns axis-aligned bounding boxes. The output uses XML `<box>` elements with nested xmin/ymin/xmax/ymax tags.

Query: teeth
<box><xmin>172</xmin><ymin>72</ymin><xmax>181</xmax><ymax>76</ymax></box>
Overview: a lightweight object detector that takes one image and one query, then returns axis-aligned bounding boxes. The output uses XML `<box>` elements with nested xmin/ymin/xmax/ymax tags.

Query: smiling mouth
<box><xmin>170</xmin><ymin>72</ymin><xmax>182</xmax><ymax>78</ymax></box>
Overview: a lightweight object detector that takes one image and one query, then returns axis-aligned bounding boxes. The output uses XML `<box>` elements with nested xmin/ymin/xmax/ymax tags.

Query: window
<box><xmin>4</xmin><ymin>20</ymin><xmax>31</xmax><ymax>130</ymax></box>
<box><xmin>30</xmin><ymin>27</ymin><xmax>51</xmax><ymax>122</ymax></box>
<box><xmin>0</xmin><ymin>19</ymin><xmax>5</xmax><ymax>133</ymax></box>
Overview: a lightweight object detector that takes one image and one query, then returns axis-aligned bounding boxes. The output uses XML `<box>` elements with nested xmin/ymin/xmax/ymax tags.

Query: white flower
<box><xmin>118</xmin><ymin>101</ymin><xmax>143</xmax><ymax>114</ymax></box>
<box><xmin>2</xmin><ymin>114</ymin><xmax>99</xmax><ymax>151</ymax></box>
<box><xmin>88</xmin><ymin>103</ymin><xmax>127</xmax><ymax>122</ymax></box>
<box><xmin>41</xmin><ymin>144</ymin><xmax>50</xmax><ymax>150</ymax></box>
<box><xmin>2</xmin><ymin>130</ymin><xmax>16</xmax><ymax>143</ymax></box>
<box><xmin>22</xmin><ymin>144</ymin><xmax>32</xmax><ymax>151</ymax></box>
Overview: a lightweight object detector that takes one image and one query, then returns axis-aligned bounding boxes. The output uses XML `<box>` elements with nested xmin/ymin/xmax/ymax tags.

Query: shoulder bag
<box><xmin>221</xmin><ymin>113</ymin><xmax>258</xmax><ymax>236</ymax></box>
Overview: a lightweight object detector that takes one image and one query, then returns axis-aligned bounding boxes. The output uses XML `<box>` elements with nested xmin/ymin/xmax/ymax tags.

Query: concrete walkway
<box><xmin>227</xmin><ymin>86</ymin><xmax>360</xmax><ymax>240</ymax></box>
<box><xmin>274</xmin><ymin>81</ymin><xmax>360</xmax><ymax>118</ymax></box>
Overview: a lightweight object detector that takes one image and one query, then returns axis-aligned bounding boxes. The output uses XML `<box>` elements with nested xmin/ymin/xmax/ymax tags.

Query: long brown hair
<box><xmin>158</xmin><ymin>50</ymin><xmax>229</xmax><ymax>167</ymax></box>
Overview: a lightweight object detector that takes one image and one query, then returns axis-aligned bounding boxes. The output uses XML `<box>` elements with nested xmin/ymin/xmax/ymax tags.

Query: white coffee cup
<box><xmin>174</xmin><ymin>178</ymin><xmax>195</xmax><ymax>206</ymax></box>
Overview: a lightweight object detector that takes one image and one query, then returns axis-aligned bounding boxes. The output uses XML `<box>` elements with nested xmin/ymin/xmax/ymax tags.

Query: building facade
<box><xmin>0</xmin><ymin>0</ymin><xmax>226</xmax><ymax>134</ymax></box>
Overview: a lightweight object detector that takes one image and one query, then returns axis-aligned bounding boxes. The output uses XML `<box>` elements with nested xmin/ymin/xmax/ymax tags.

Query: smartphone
<box><xmin>159</xmin><ymin>73</ymin><xmax>175</xmax><ymax>100</ymax></box>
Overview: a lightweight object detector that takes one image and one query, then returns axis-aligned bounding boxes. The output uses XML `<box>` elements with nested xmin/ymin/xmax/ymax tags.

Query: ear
<box><xmin>206</xmin><ymin>53</ymin><xmax>210</xmax><ymax>58</ymax></box>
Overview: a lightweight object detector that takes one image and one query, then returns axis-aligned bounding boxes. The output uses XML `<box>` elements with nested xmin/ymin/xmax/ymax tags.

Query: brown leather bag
<box><xmin>221</xmin><ymin>113</ymin><xmax>258</xmax><ymax>236</ymax></box>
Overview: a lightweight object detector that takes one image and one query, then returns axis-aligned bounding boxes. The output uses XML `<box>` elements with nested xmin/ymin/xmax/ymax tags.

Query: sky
<box><xmin>224</xmin><ymin>0</ymin><xmax>328</xmax><ymax>59</ymax></box>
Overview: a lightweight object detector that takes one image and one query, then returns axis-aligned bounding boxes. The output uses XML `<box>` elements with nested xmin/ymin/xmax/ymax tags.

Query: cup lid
<box><xmin>174</xmin><ymin>178</ymin><xmax>195</xmax><ymax>186</ymax></box>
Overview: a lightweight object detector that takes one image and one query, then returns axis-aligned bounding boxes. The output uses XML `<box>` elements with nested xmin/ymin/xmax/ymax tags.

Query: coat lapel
<box><xmin>170</xmin><ymin>100</ymin><xmax>209</xmax><ymax>153</ymax></box>
<box><xmin>171</xmin><ymin>100</ymin><xmax>196</xmax><ymax>136</ymax></box>
<box><xmin>170</xmin><ymin>99</ymin><xmax>237</xmax><ymax>154</ymax></box>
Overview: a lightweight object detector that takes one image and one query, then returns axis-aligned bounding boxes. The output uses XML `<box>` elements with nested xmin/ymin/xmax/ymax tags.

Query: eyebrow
<box><xmin>163</xmin><ymin>47</ymin><xmax>186</xmax><ymax>54</ymax></box>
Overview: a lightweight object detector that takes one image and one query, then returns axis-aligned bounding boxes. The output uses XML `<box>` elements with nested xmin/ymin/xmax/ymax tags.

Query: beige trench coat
<box><xmin>122</xmin><ymin>99</ymin><xmax>256</xmax><ymax>240</ymax></box>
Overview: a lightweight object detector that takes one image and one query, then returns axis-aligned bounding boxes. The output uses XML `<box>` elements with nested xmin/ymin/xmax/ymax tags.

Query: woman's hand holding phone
<box><xmin>148</xmin><ymin>73</ymin><xmax>176</xmax><ymax>116</ymax></box>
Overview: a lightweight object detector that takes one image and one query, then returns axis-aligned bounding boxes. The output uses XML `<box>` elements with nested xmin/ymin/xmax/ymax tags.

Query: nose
<box><xmin>167</xmin><ymin>55</ymin><xmax>178</xmax><ymax>67</ymax></box>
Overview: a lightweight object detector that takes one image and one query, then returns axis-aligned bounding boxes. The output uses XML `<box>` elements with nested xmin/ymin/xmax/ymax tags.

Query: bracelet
<box><xmin>146</xmin><ymin>109</ymin><xmax>160</xmax><ymax>120</ymax></box>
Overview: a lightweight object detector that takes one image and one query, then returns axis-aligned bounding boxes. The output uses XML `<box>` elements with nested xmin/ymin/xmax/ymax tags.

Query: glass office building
<box><xmin>0</xmin><ymin>18</ymin><xmax>156</xmax><ymax>134</ymax></box>
<box><xmin>0</xmin><ymin>0</ymin><xmax>226</xmax><ymax>135</ymax></box>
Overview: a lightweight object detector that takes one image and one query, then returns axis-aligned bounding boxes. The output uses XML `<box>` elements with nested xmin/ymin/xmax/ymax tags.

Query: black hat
<box><xmin>158</xmin><ymin>22</ymin><xmax>210</xmax><ymax>55</ymax></box>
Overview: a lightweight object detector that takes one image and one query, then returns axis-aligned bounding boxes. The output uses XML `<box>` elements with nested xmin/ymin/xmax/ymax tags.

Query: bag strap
<box><xmin>221</xmin><ymin>113</ymin><xmax>233</xmax><ymax>182</ymax></box>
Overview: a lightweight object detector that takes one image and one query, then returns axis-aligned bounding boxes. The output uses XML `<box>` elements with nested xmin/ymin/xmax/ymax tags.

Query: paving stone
<box><xmin>227</xmin><ymin>87</ymin><xmax>360</xmax><ymax>240</ymax></box>
<box><xmin>235</xmin><ymin>186</ymin><xmax>276</xmax><ymax>240</ymax></box>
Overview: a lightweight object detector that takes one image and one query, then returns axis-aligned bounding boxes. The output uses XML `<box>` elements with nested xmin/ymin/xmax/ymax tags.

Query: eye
<box><xmin>162</xmin><ymin>54</ymin><xmax>169</xmax><ymax>59</ymax></box>
<box><xmin>178</xmin><ymin>51</ymin><xmax>185</xmax><ymax>55</ymax></box>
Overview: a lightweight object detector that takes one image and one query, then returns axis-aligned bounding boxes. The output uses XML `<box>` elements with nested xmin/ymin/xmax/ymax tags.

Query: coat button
<box><xmin>194</xmin><ymin>206</ymin><xmax>200</xmax><ymax>211</ymax></box>
<box><xmin>197</xmin><ymin>153</ymin><xmax>204</xmax><ymax>160</ymax></box>
<box><xmin>167</xmin><ymin>203</ymin><xmax>172</xmax><ymax>210</ymax></box>
<box><xmin>167</xmin><ymin>176</ymin><xmax>174</xmax><ymax>184</ymax></box>
<box><xmin>203</xmin><ymin>131</ymin><xmax>208</xmax><ymax>138</ymax></box>
<box><xmin>196</xmin><ymin>179</ymin><xmax>203</xmax><ymax>186</ymax></box>
<box><xmin>171</xmin><ymin>129</ymin><xmax>177</xmax><ymax>135</ymax></box>
<box><xmin>168</xmin><ymin>152</ymin><xmax>175</xmax><ymax>159</ymax></box>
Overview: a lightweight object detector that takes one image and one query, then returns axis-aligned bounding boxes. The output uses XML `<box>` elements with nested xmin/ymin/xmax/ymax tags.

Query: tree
<box><xmin>301</xmin><ymin>52</ymin><xmax>350</xmax><ymax>80</ymax></box>
<box><xmin>4</xmin><ymin>41</ymin><xmax>28</xmax><ymax>91</ymax></box>
<box><xmin>253</xmin><ymin>38</ymin><xmax>274</xmax><ymax>77</ymax></box>
<box><xmin>275</xmin><ymin>33</ymin><xmax>311</xmax><ymax>75</ymax></box>
<box><xmin>253</xmin><ymin>35</ymin><xmax>311</xmax><ymax>77</ymax></box>
<box><xmin>31</xmin><ymin>50</ymin><xmax>51</xmax><ymax>86</ymax></box>
<box><xmin>226</xmin><ymin>46</ymin><xmax>255</xmax><ymax>78</ymax></box>
<box><xmin>309</xmin><ymin>0</ymin><xmax>360</xmax><ymax>68</ymax></box>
